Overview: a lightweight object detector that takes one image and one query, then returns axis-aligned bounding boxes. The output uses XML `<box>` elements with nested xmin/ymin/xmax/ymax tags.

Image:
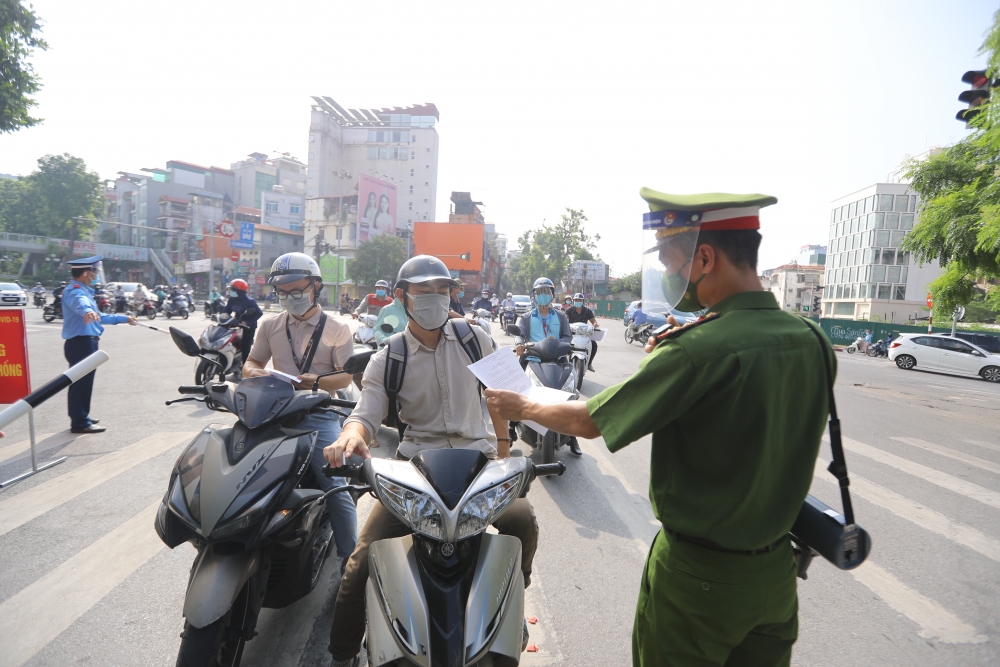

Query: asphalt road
<box><xmin>0</xmin><ymin>306</ymin><xmax>998</xmax><ymax>666</ymax></box>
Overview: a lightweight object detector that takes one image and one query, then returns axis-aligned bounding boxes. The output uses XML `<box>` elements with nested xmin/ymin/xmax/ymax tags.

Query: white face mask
<box><xmin>279</xmin><ymin>287</ymin><xmax>315</xmax><ymax>316</ymax></box>
<box><xmin>406</xmin><ymin>292</ymin><xmax>450</xmax><ymax>330</ymax></box>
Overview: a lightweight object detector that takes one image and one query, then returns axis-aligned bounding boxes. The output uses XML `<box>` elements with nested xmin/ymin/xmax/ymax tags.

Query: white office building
<box><xmin>307</xmin><ymin>96</ymin><xmax>440</xmax><ymax>226</ymax></box>
<box><xmin>822</xmin><ymin>183</ymin><xmax>941</xmax><ymax>322</ymax></box>
<box><xmin>763</xmin><ymin>264</ymin><xmax>825</xmax><ymax>315</ymax></box>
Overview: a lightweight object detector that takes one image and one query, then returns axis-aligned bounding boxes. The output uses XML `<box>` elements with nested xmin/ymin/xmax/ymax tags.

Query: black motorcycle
<box><xmin>158</xmin><ymin>327</ymin><xmax>374</xmax><ymax>667</ymax></box>
<box><xmin>42</xmin><ymin>299</ymin><xmax>62</xmax><ymax>323</ymax></box>
<box><xmin>33</xmin><ymin>292</ymin><xmax>46</xmax><ymax>308</ymax></box>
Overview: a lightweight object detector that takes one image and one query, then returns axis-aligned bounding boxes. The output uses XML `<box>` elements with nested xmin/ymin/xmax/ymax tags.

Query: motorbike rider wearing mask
<box><xmin>448</xmin><ymin>279</ymin><xmax>466</xmax><ymax>317</ymax></box>
<box><xmin>566</xmin><ymin>292</ymin><xmax>600</xmax><ymax>372</ymax></box>
<box><xmin>352</xmin><ymin>279</ymin><xmax>393</xmax><ymax>319</ymax></box>
<box><xmin>501</xmin><ymin>292</ymin><xmax>516</xmax><ymax>309</ymax></box>
<box><xmin>514</xmin><ymin>277</ymin><xmax>571</xmax><ymax>367</ymax></box>
<box><xmin>223</xmin><ymin>279</ymin><xmax>262</xmax><ymax>365</ymax></box>
<box><xmin>472</xmin><ymin>288</ymin><xmax>493</xmax><ymax>314</ymax></box>
<box><xmin>242</xmin><ymin>252</ymin><xmax>360</xmax><ymax>575</ymax></box>
<box><xmin>323</xmin><ymin>255</ymin><xmax>539</xmax><ymax>667</ymax></box>
<box><xmin>372</xmin><ymin>282</ymin><xmax>408</xmax><ymax>347</ymax></box>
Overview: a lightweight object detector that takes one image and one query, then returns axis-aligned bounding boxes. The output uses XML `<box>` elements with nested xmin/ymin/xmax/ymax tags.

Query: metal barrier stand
<box><xmin>0</xmin><ymin>411</ymin><xmax>67</xmax><ymax>488</ymax></box>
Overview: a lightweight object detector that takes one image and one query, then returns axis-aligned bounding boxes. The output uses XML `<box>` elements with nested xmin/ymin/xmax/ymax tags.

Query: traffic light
<box><xmin>812</xmin><ymin>293</ymin><xmax>822</xmax><ymax>315</ymax></box>
<box><xmin>460</xmin><ymin>251</ymin><xmax>470</xmax><ymax>261</ymax></box>
<box><xmin>957</xmin><ymin>70</ymin><xmax>997</xmax><ymax>126</ymax></box>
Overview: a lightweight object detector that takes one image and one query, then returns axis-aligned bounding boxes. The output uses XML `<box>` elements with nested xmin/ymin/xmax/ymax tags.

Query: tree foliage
<box><xmin>0</xmin><ymin>0</ymin><xmax>48</xmax><ymax>133</ymax></box>
<box><xmin>614</xmin><ymin>270</ymin><xmax>642</xmax><ymax>298</ymax></box>
<box><xmin>506</xmin><ymin>208</ymin><xmax>600</xmax><ymax>293</ymax></box>
<box><xmin>0</xmin><ymin>154</ymin><xmax>104</xmax><ymax>239</ymax></box>
<box><xmin>901</xmin><ymin>10</ymin><xmax>1000</xmax><ymax>319</ymax></box>
<box><xmin>348</xmin><ymin>234</ymin><xmax>407</xmax><ymax>289</ymax></box>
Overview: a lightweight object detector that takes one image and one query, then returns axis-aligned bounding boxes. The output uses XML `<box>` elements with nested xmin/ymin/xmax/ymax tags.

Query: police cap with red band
<box><xmin>641</xmin><ymin>189</ymin><xmax>777</xmax><ymax>254</ymax></box>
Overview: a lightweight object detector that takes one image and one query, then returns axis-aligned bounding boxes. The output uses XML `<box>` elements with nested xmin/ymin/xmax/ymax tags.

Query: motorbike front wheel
<box><xmin>846</xmin><ymin>346</ymin><xmax>856</xmax><ymax>354</ymax></box>
<box><xmin>624</xmin><ymin>327</ymin><xmax>634</xmax><ymax>344</ymax></box>
<box><xmin>175</xmin><ymin>586</ymin><xmax>250</xmax><ymax>667</ymax></box>
<box><xmin>43</xmin><ymin>307</ymin><xmax>56</xmax><ymax>323</ymax></box>
<box><xmin>195</xmin><ymin>357</ymin><xmax>223</xmax><ymax>385</ymax></box>
<box><xmin>866</xmin><ymin>347</ymin><xmax>877</xmax><ymax>357</ymax></box>
<box><xmin>574</xmin><ymin>357</ymin><xmax>586</xmax><ymax>391</ymax></box>
<box><xmin>181</xmin><ymin>309</ymin><xmax>189</xmax><ymax>320</ymax></box>
<box><xmin>146</xmin><ymin>309</ymin><xmax>156</xmax><ymax>320</ymax></box>
<box><xmin>541</xmin><ymin>430</ymin><xmax>557</xmax><ymax>464</ymax></box>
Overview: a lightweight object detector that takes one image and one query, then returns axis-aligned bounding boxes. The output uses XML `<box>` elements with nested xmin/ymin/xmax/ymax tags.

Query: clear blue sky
<box><xmin>1</xmin><ymin>0</ymin><xmax>996</xmax><ymax>275</ymax></box>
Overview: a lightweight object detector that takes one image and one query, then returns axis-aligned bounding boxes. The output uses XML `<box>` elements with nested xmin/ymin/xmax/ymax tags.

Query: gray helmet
<box><xmin>395</xmin><ymin>255</ymin><xmax>458</xmax><ymax>289</ymax></box>
<box><xmin>375</xmin><ymin>280</ymin><xmax>390</xmax><ymax>290</ymax></box>
<box><xmin>573</xmin><ymin>292</ymin><xmax>584</xmax><ymax>300</ymax></box>
<box><xmin>532</xmin><ymin>277</ymin><xmax>554</xmax><ymax>294</ymax></box>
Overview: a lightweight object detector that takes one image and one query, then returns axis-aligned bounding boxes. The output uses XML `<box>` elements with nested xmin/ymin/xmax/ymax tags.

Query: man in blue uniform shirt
<box><xmin>224</xmin><ymin>278</ymin><xmax>262</xmax><ymax>366</ymax></box>
<box><xmin>61</xmin><ymin>256</ymin><xmax>136</xmax><ymax>433</ymax></box>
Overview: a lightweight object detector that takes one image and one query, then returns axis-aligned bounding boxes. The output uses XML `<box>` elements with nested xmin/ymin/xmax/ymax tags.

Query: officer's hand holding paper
<box><xmin>467</xmin><ymin>346</ymin><xmax>572</xmax><ymax>434</ymax></box>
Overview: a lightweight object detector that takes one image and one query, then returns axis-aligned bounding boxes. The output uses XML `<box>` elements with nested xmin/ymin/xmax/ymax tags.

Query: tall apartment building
<box><xmin>231</xmin><ymin>152</ymin><xmax>308</xmax><ymax>210</ymax></box>
<box><xmin>307</xmin><ymin>96</ymin><xmax>440</xmax><ymax>227</ymax></box>
<box><xmin>821</xmin><ymin>183</ymin><xmax>941</xmax><ymax>322</ymax></box>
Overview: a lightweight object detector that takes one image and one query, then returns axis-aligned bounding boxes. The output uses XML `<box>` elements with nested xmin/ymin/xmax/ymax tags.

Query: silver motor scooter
<box><xmin>324</xmin><ymin>451</ymin><xmax>565</xmax><ymax>667</ymax></box>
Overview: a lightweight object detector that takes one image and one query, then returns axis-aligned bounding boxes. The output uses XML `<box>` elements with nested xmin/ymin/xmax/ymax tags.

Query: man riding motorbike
<box><xmin>323</xmin><ymin>255</ymin><xmax>538</xmax><ymax>667</ymax></box>
<box><xmin>130</xmin><ymin>285</ymin><xmax>147</xmax><ymax>313</ymax></box>
<box><xmin>501</xmin><ymin>292</ymin><xmax>516</xmax><ymax>310</ymax></box>
<box><xmin>566</xmin><ymin>292</ymin><xmax>600</xmax><ymax>372</ymax></box>
<box><xmin>52</xmin><ymin>281</ymin><xmax>68</xmax><ymax>310</ymax></box>
<box><xmin>352</xmin><ymin>279</ymin><xmax>393</xmax><ymax>319</ymax></box>
<box><xmin>449</xmin><ymin>280</ymin><xmax>466</xmax><ymax>317</ymax></box>
<box><xmin>207</xmin><ymin>287</ymin><xmax>224</xmax><ymax>315</ymax></box>
<box><xmin>224</xmin><ymin>278</ymin><xmax>262</xmax><ymax>366</ymax></box>
<box><xmin>472</xmin><ymin>288</ymin><xmax>493</xmax><ymax>314</ymax></box>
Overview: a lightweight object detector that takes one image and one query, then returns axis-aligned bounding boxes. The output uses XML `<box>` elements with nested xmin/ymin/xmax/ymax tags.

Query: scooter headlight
<box><xmin>561</xmin><ymin>370</ymin><xmax>577</xmax><ymax>392</ymax></box>
<box><xmin>210</xmin><ymin>487</ymin><xmax>278</xmax><ymax>540</ymax></box>
<box><xmin>376</xmin><ymin>476</ymin><xmax>445</xmax><ymax>540</ymax></box>
<box><xmin>456</xmin><ymin>474</ymin><xmax>523</xmax><ymax>540</ymax></box>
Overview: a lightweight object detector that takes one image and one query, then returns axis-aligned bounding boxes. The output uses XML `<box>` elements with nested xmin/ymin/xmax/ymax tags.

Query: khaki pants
<box><xmin>328</xmin><ymin>498</ymin><xmax>539</xmax><ymax>660</ymax></box>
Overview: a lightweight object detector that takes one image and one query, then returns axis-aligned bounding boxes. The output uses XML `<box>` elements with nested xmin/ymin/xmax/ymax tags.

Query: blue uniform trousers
<box><xmin>296</xmin><ymin>412</ymin><xmax>358</xmax><ymax>559</ymax></box>
<box><xmin>64</xmin><ymin>336</ymin><xmax>99</xmax><ymax>431</ymax></box>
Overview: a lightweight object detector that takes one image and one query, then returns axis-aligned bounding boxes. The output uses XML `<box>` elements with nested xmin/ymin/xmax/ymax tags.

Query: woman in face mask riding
<box><xmin>223</xmin><ymin>279</ymin><xmax>262</xmax><ymax>365</ymax></box>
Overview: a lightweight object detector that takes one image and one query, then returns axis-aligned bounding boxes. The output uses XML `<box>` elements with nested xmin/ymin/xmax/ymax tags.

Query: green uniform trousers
<box><xmin>633</xmin><ymin>530</ymin><xmax>798</xmax><ymax>667</ymax></box>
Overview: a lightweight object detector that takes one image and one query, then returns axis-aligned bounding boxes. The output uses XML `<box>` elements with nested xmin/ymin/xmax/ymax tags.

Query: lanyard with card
<box><xmin>285</xmin><ymin>311</ymin><xmax>327</xmax><ymax>374</ymax></box>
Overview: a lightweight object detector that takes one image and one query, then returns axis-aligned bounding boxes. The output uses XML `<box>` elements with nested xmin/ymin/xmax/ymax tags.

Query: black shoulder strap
<box><xmin>449</xmin><ymin>318</ymin><xmax>484</xmax><ymax>364</ymax></box>
<box><xmin>299</xmin><ymin>311</ymin><xmax>327</xmax><ymax>374</ymax></box>
<box><xmin>383</xmin><ymin>331</ymin><xmax>409</xmax><ymax>440</ymax></box>
<box><xmin>804</xmin><ymin>322</ymin><xmax>855</xmax><ymax>526</ymax></box>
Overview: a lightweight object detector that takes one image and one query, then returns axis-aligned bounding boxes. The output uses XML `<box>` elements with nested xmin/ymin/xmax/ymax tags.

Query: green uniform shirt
<box><xmin>587</xmin><ymin>291</ymin><xmax>834</xmax><ymax>551</ymax></box>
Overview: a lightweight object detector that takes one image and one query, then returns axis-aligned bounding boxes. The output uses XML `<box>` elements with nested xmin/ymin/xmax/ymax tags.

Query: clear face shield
<box><xmin>641</xmin><ymin>211</ymin><xmax>702</xmax><ymax>315</ymax></box>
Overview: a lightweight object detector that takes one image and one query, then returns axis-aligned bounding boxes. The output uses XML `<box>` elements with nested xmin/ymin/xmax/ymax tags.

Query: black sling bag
<box><xmin>789</xmin><ymin>323</ymin><xmax>872</xmax><ymax>578</ymax></box>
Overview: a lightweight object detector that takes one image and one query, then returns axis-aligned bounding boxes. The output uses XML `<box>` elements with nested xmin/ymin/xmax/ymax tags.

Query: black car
<box><xmin>942</xmin><ymin>331</ymin><xmax>1000</xmax><ymax>354</ymax></box>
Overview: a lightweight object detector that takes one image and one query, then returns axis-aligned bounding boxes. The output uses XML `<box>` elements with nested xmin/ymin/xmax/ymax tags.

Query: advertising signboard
<box><xmin>569</xmin><ymin>261</ymin><xmax>606</xmax><ymax>282</ymax></box>
<box><xmin>53</xmin><ymin>239</ymin><xmax>148</xmax><ymax>262</ymax></box>
<box><xmin>358</xmin><ymin>173</ymin><xmax>397</xmax><ymax>243</ymax></box>
<box><xmin>0</xmin><ymin>309</ymin><xmax>31</xmax><ymax>403</ymax></box>
<box><xmin>230</xmin><ymin>222</ymin><xmax>255</xmax><ymax>249</ymax></box>
<box><xmin>319</xmin><ymin>254</ymin><xmax>348</xmax><ymax>285</ymax></box>
<box><xmin>185</xmin><ymin>259</ymin><xmax>212</xmax><ymax>273</ymax></box>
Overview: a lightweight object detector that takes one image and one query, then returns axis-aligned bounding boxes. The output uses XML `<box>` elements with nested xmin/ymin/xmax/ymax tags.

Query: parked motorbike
<box><xmin>354</xmin><ymin>313</ymin><xmax>377</xmax><ymax>349</ymax></box>
<box><xmin>473</xmin><ymin>308</ymin><xmax>492</xmax><ymax>336</ymax></box>
<box><xmin>33</xmin><ymin>292</ymin><xmax>46</xmax><ymax>308</ymax></box>
<box><xmin>507</xmin><ymin>325</ymin><xmax>578</xmax><ymax>464</ymax></box>
<box><xmin>194</xmin><ymin>315</ymin><xmax>246</xmax><ymax>384</ymax></box>
<box><xmin>163</xmin><ymin>295</ymin><xmax>190</xmax><ymax>320</ymax></box>
<box><xmin>569</xmin><ymin>322</ymin><xmax>597</xmax><ymax>390</ymax></box>
<box><xmin>157</xmin><ymin>327</ymin><xmax>374</xmax><ymax>667</ymax></box>
<box><xmin>846</xmin><ymin>336</ymin><xmax>864</xmax><ymax>354</ymax></box>
<box><xmin>321</xmin><ymin>450</ymin><xmax>565</xmax><ymax>667</ymax></box>
<box><xmin>42</xmin><ymin>299</ymin><xmax>62</xmax><ymax>323</ymax></box>
<box><xmin>623</xmin><ymin>318</ymin><xmax>653</xmax><ymax>346</ymax></box>
<box><xmin>500</xmin><ymin>306</ymin><xmax>517</xmax><ymax>333</ymax></box>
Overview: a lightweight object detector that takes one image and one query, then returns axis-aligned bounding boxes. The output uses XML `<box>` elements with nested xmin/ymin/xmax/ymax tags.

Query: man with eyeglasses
<box><xmin>242</xmin><ymin>252</ymin><xmax>359</xmax><ymax>572</ymax></box>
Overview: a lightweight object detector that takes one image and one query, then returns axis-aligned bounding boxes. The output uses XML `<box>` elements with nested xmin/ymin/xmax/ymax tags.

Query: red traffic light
<box><xmin>958</xmin><ymin>70</ymin><xmax>998</xmax><ymax>126</ymax></box>
<box><xmin>961</xmin><ymin>70</ymin><xmax>991</xmax><ymax>88</ymax></box>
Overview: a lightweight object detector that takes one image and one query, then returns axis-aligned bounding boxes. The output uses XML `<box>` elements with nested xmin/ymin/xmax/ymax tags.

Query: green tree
<box><xmin>0</xmin><ymin>0</ymin><xmax>48</xmax><ymax>134</ymax></box>
<box><xmin>508</xmin><ymin>208</ymin><xmax>601</xmax><ymax>293</ymax></box>
<box><xmin>615</xmin><ymin>270</ymin><xmax>642</xmax><ymax>298</ymax></box>
<box><xmin>348</xmin><ymin>234</ymin><xmax>407</xmax><ymax>289</ymax></box>
<box><xmin>901</xmin><ymin>10</ymin><xmax>1000</xmax><ymax>316</ymax></box>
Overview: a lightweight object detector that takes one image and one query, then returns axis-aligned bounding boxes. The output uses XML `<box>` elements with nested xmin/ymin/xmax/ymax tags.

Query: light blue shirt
<box><xmin>528</xmin><ymin>308</ymin><xmax>561</xmax><ymax>343</ymax></box>
<box><xmin>633</xmin><ymin>308</ymin><xmax>647</xmax><ymax>325</ymax></box>
<box><xmin>373</xmin><ymin>298</ymin><xmax>408</xmax><ymax>346</ymax></box>
<box><xmin>61</xmin><ymin>281</ymin><xmax>128</xmax><ymax>339</ymax></box>
<box><xmin>864</xmin><ymin>332</ymin><xmax>872</xmax><ymax>343</ymax></box>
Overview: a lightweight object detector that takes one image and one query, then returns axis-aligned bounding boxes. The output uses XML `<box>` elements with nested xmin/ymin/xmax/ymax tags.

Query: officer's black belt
<box><xmin>72</xmin><ymin>335</ymin><xmax>100</xmax><ymax>340</ymax></box>
<box><xmin>663</xmin><ymin>527</ymin><xmax>786</xmax><ymax>556</ymax></box>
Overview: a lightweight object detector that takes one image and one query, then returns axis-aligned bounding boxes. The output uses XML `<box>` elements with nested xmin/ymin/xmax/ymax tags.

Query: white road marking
<box><xmin>892</xmin><ymin>437</ymin><xmax>1000</xmax><ymax>476</ymax></box>
<box><xmin>0</xmin><ymin>500</ymin><xmax>166</xmax><ymax>667</ymax></box>
<box><xmin>965</xmin><ymin>439</ymin><xmax>1000</xmax><ymax>454</ymax></box>
<box><xmin>833</xmin><ymin>436</ymin><xmax>1000</xmax><ymax>511</ymax></box>
<box><xmin>814</xmin><ymin>459</ymin><xmax>1000</xmax><ymax>563</ymax></box>
<box><xmin>849</xmin><ymin>562</ymin><xmax>987</xmax><ymax>644</ymax></box>
<box><xmin>0</xmin><ymin>431</ymin><xmax>194</xmax><ymax>536</ymax></box>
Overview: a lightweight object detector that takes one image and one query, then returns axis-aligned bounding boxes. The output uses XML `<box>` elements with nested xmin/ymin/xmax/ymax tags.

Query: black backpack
<box><xmin>383</xmin><ymin>318</ymin><xmax>490</xmax><ymax>440</ymax></box>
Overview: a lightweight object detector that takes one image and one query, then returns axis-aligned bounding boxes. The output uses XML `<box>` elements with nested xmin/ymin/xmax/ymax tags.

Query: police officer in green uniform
<box><xmin>485</xmin><ymin>190</ymin><xmax>834</xmax><ymax>667</ymax></box>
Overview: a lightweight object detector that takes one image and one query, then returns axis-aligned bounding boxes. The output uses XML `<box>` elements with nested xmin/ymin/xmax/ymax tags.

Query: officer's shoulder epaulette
<box><xmin>652</xmin><ymin>311</ymin><xmax>722</xmax><ymax>345</ymax></box>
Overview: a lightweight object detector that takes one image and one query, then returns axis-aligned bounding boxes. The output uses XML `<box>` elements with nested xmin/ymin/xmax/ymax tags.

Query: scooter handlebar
<box><xmin>533</xmin><ymin>462</ymin><xmax>566</xmax><ymax>477</ymax></box>
<box><xmin>177</xmin><ymin>385</ymin><xmax>208</xmax><ymax>395</ymax></box>
<box><xmin>322</xmin><ymin>463</ymin><xmax>363</xmax><ymax>479</ymax></box>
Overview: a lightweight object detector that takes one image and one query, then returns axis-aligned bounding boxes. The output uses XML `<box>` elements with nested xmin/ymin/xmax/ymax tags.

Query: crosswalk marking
<box><xmin>836</xmin><ymin>436</ymin><xmax>1000</xmax><ymax>511</ymax></box>
<box><xmin>0</xmin><ymin>433</ymin><xmax>53</xmax><ymax>466</ymax></box>
<box><xmin>0</xmin><ymin>431</ymin><xmax>194</xmax><ymax>537</ymax></box>
<box><xmin>849</xmin><ymin>562</ymin><xmax>987</xmax><ymax>644</ymax></box>
<box><xmin>814</xmin><ymin>458</ymin><xmax>1000</xmax><ymax>563</ymax></box>
<box><xmin>0</xmin><ymin>500</ymin><xmax>165</xmax><ymax>667</ymax></box>
<box><xmin>965</xmin><ymin>439</ymin><xmax>1000</xmax><ymax>455</ymax></box>
<box><xmin>893</xmin><ymin>437</ymin><xmax>1000</xmax><ymax>476</ymax></box>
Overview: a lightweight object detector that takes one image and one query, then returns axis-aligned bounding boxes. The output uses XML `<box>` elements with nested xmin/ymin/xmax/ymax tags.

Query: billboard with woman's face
<box><xmin>358</xmin><ymin>173</ymin><xmax>397</xmax><ymax>242</ymax></box>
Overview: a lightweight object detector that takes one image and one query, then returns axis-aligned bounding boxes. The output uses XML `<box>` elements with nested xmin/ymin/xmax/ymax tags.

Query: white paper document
<box><xmin>466</xmin><ymin>346</ymin><xmax>574</xmax><ymax>435</ymax></box>
<box><xmin>267</xmin><ymin>369</ymin><xmax>302</xmax><ymax>384</ymax></box>
<box><xmin>591</xmin><ymin>328</ymin><xmax>606</xmax><ymax>342</ymax></box>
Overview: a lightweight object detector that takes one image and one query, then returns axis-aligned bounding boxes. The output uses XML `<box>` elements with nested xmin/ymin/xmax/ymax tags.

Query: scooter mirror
<box><xmin>169</xmin><ymin>326</ymin><xmax>200</xmax><ymax>357</ymax></box>
<box><xmin>343</xmin><ymin>350</ymin><xmax>375</xmax><ymax>375</ymax></box>
<box><xmin>505</xmin><ymin>324</ymin><xmax>521</xmax><ymax>336</ymax></box>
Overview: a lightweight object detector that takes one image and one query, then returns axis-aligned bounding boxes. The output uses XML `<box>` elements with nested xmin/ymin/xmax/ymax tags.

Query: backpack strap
<box><xmin>383</xmin><ymin>331</ymin><xmax>409</xmax><ymax>441</ymax></box>
<box><xmin>449</xmin><ymin>317</ymin><xmax>485</xmax><ymax>364</ymax></box>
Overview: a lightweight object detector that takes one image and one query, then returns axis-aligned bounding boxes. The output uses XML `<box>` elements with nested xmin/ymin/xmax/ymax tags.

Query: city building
<box><xmin>821</xmin><ymin>183</ymin><xmax>941</xmax><ymax>322</ymax></box>
<box><xmin>307</xmin><ymin>96</ymin><xmax>440</xmax><ymax>226</ymax></box>
<box><xmin>231</xmin><ymin>152</ymin><xmax>308</xmax><ymax>209</ymax></box>
<box><xmin>797</xmin><ymin>244</ymin><xmax>827</xmax><ymax>266</ymax></box>
<box><xmin>260</xmin><ymin>185</ymin><xmax>305</xmax><ymax>232</ymax></box>
<box><xmin>763</xmin><ymin>264</ymin><xmax>825</xmax><ymax>315</ymax></box>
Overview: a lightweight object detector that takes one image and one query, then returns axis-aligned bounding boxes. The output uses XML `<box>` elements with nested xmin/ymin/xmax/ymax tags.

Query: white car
<box><xmin>889</xmin><ymin>333</ymin><xmax>1000</xmax><ymax>383</ymax></box>
<box><xmin>0</xmin><ymin>282</ymin><xmax>28</xmax><ymax>307</ymax></box>
<box><xmin>512</xmin><ymin>295</ymin><xmax>532</xmax><ymax>316</ymax></box>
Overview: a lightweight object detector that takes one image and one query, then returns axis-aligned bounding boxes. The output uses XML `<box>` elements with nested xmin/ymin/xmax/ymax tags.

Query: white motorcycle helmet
<box><xmin>267</xmin><ymin>252</ymin><xmax>322</xmax><ymax>286</ymax></box>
